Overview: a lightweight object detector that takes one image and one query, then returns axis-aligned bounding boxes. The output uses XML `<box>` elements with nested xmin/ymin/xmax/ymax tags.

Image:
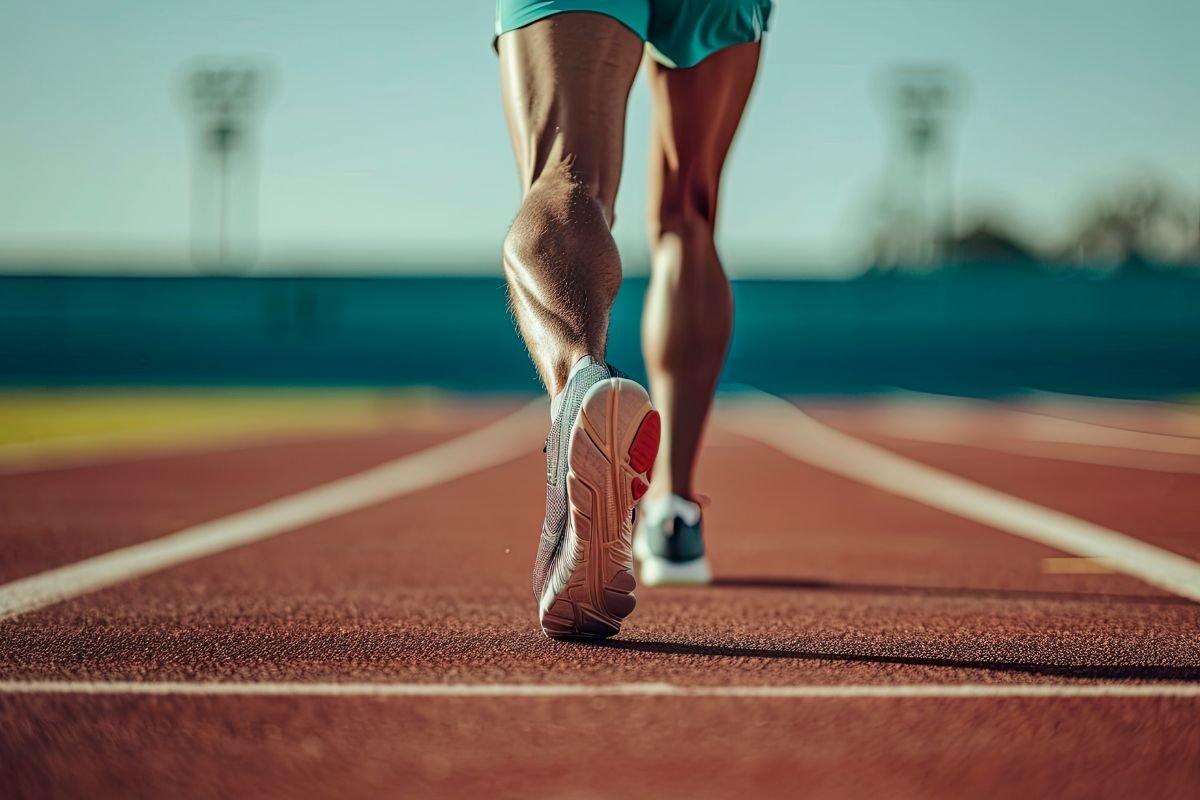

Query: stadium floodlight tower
<box><xmin>881</xmin><ymin>65</ymin><xmax>965</xmax><ymax>267</ymax></box>
<box><xmin>178</xmin><ymin>62</ymin><xmax>274</xmax><ymax>272</ymax></box>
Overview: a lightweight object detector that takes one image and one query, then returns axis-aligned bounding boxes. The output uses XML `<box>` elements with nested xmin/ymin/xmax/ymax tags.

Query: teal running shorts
<box><xmin>495</xmin><ymin>0</ymin><xmax>774</xmax><ymax>68</ymax></box>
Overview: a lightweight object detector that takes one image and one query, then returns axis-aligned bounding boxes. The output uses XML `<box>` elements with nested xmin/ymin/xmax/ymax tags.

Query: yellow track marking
<box><xmin>1042</xmin><ymin>557</ymin><xmax>1118</xmax><ymax>575</ymax></box>
<box><xmin>0</xmin><ymin>388</ymin><xmax>452</xmax><ymax>469</ymax></box>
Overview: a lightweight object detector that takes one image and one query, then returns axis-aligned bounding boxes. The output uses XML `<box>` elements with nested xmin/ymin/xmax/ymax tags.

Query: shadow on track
<box><xmin>586</xmin><ymin>638</ymin><xmax>1200</xmax><ymax>682</ymax></box>
<box><xmin>709</xmin><ymin>576</ymin><xmax>1198</xmax><ymax>607</ymax></box>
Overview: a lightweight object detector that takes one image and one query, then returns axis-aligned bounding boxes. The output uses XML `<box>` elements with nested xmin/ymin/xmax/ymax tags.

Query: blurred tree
<box><xmin>1062</xmin><ymin>178</ymin><xmax>1200</xmax><ymax>269</ymax></box>
<box><xmin>950</xmin><ymin>221</ymin><xmax>1040</xmax><ymax>268</ymax></box>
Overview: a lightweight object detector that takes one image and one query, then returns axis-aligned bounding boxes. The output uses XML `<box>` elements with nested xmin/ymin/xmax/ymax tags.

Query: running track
<box><xmin>1</xmin><ymin>391</ymin><xmax>1198</xmax><ymax>798</ymax></box>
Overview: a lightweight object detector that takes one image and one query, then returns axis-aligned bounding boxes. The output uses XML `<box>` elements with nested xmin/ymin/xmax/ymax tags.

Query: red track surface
<box><xmin>2</xmin><ymin>398</ymin><xmax>1198</xmax><ymax>798</ymax></box>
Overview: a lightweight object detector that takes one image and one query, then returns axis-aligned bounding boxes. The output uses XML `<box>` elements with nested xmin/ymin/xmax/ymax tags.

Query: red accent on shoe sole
<box><xmin>632</xmin><ymin>477</ymin><xmax>649</xmax><ymax>500</ymax></box>
<box><xmin>628</xmin><ymin>410</ymin><xmax>661</xmax><ymax>476</ymax></box>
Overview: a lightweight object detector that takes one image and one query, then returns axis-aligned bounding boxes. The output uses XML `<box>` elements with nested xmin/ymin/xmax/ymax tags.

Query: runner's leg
<box><xmin>642</xmin><ymin>41</ymin><xmax>762</xmax><ymax>500</ymax></box>
<box><xmin>499</xmin><ymin>13</ymin><xmax>643</xmax><ymax>395</ymax></box>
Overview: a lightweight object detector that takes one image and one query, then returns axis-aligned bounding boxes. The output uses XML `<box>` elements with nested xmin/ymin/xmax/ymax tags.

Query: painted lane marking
<box><xmin>844</xmin><ymin>422</ymin><xmax>1200</xmax><ymax>474</ymax></box>
<box><xmin>1022</xmin><ymin>390</ymin><xmax>1200</xmax><ymax>436</ymax></box>
<box><xmin>0</xmin><ymin>680</ymin><xmax>1197</xmax><ymax>698</ymax></box>
<box><xmin>0</xmin><ymin>401</ymin><xmax>546</xmax><ymax>621</ymax></box>
<box><xmin>1041</xmin><ymin>557</ymin><xmax>1117</xmax><ymax>575</ymax></box>
<box><xmin>889</xmin><ymin>390</ymin><xmax>1200</xmax><ymax>454</ymax></box>
<box><xmin>0</xmin><ymin>395</ymin><xmax>464</xmax><ymax>476</ymax></box>
<box><xmin>0</xmin><ymin>425</ymin><xmax>421</xmax><ymax>477</ymax></box>
<box><xmin>724</xmin><ymin>390</ymin><xmax>1200</xmax><ymax>603</ymax></box>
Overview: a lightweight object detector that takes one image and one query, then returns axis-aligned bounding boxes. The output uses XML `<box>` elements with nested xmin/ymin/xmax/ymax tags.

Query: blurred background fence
<box><xmin>3</xmin><ymin>269</ymin><xmax>1197</xmax><ymax>395</ymax></box>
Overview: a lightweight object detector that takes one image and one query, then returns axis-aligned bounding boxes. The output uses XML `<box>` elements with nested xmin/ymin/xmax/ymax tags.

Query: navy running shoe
<box><xmin>533</xmin><ymin>358</ymin><xmax>660</xmax><ymax>639</ymax></box>
<box><xmin>634</xmin><ymin>494</ymin><xmax>713</xmax><ymax>586</ymax></box>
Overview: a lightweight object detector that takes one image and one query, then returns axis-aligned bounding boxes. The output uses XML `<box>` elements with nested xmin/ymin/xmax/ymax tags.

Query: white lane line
<box><xmin>1005</xmin><ymin>410</ymin><xmax>1200</xmax><ymax>453</ymax></box>
<box><xmin>1023</xmin><ymin>390</ymin><xmax>1200</xmax><ymax>434</ymax></box>
<box><xmin>890</xmin><ymin>390</ymin><xmax>1200</xmax><ymax>454</ymax></box>
<box><xmin>853</xmin><ymin>425</ymin><xmax>1200</xmax><ymax>474</ymax></box>
<box><xmin>973</xmin><ymin>440</ymin><xmax>1200</xmax><ymax>474</ymax></box>
<box><xmin>723</xmin><ymin>390</ymin><xmax>1200</xmax><ymax>603</ymax></box>
<box><xmin>0</xmin><ymin>680</ymin><xmax>1197</xmax><ymax>698</ymax></box>
<box><xmin>0</xmin><ymin>401</ymin><xmax>546</xmax><ymax>622</ymax></box>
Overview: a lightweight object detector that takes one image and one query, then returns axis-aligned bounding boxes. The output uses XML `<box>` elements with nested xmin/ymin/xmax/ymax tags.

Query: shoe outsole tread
<box><xmin>539</xmin><ymin>378</ymin><xmax>659</xmax><ymax>639</ymax></box>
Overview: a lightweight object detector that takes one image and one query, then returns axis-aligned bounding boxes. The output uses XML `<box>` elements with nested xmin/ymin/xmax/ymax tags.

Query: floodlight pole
<box><xmin>210</xmin><ymin>115</ymin><xmax>237</xmax><ymax>265</ymax></box>
<box><xmin>887</xmin><ymin>66</ymin><xmax>964</xmax><ymax>265</ymax></box>
<box><xmin>179</xmin><ymin>64</ymin><xmax>270</xmax><ymax>272</ymax></box>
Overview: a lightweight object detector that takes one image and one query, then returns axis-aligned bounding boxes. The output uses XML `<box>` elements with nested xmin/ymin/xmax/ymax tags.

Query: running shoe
<box><xmin>533</xmin><ymin>358</ymin><xmax>660</xmax><ymax>639</ymax></box>
<box><xmin>633</xmin><ymin>494</ymin><xmax>713</xmax><ymax>586</ymax></box>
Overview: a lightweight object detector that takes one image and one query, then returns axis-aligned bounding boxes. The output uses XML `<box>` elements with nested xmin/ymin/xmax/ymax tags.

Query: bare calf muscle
<box><xmin>497</xmin><ymin>14</ymin><xmax>641</xmax><ymax>392</ymax></box>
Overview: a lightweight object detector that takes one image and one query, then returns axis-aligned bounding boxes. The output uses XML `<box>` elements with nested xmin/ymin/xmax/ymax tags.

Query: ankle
<box><xmin>549</xmin><ymin>354</ymin><xmax>602</xmax><ymax>419</ymax></box>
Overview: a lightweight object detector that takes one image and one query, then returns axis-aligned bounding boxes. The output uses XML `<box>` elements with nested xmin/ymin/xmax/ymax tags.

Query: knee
<box><xmin>649</xmin><ymin>175</ymin><xmax>720</xmax><ymax>258</ymax></box>
<box><xmin>648</xmin><ymin>204</ymin><xmax>722</xmax><ymax>283</ymax></box>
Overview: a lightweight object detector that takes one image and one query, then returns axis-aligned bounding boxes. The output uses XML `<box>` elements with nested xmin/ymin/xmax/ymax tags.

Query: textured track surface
<box><xmin>1</xmin><ymin>395</ymin><xmax>1198</xmax><ymax>798</ymax></box>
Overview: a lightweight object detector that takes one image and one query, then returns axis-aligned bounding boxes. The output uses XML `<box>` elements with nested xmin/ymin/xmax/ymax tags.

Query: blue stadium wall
<box><xmin>2</xmin><ymin>270</ymin><xmax>1198</xmax><ymax>396</ymax></box>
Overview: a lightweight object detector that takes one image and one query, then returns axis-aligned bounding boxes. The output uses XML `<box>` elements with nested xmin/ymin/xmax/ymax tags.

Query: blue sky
<box><xmin>1</xmin><ymin>0</ymin><xmax>1197</xmax><ymax>275</ymax></box>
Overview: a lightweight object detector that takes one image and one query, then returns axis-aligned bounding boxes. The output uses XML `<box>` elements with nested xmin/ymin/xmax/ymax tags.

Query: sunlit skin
<box><xmin>499</xmin><ymin>12</ymin><xmax>760</xmax><ymax>502</ymax></box>
<box><xmin>642</xmin><ymin>42</ymin><xmax>761</xmax><ymax>503</ymax></box>
<box><xmin>499</xmin><ymin>14</ymin><xmax>640</xmax><ymax>396</ymax></box>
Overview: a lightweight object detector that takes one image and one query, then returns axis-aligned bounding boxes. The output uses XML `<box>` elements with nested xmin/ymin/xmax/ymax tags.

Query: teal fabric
<box><xmin>495</xmin><ymin>0</ymin><xmax>773</xmax><ymax>68</ymax></box>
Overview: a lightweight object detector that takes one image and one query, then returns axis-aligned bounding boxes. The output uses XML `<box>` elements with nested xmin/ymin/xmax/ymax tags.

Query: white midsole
<box><xmin>638</xmin><ymin>554</ymin><xmax>713</xmax><ymax>587</ymax></box>
<box><xmin>633</xmin><ymin>522</ymin><xmax>712</xmax><ymax>587</ymax></box>
<box><xmin>539</xmin><ymin>520</ymin><xmax>579</xmax><ymax>616</ymax></box>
